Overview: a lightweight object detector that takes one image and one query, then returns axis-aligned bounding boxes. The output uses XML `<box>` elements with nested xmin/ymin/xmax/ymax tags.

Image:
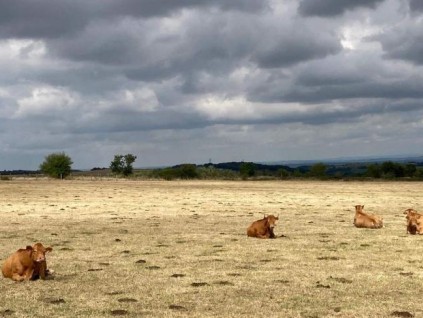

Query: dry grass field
<box><xmin>0</xmin><ymin>179</ymin><xmax>422</xmax><ymax>318</ymax></box>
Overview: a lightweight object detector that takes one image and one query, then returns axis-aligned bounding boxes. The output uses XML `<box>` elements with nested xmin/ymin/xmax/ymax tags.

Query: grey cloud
<box><xmin>1</xmin><ymin>0</ymin><xmax>423</xmax><ymax>169</ymax></box>
<box><xmin>250</xmin><ymin>77</ymin><xmax>423</xmax><ymax>104</ymax></box>
<box><xmin>375</xmin><ymin>22</ymin><xmax>423</xmax><ymax>65</ymax></box>
<box><xmin>409</xmin><ymin>0</ymin><xmax>423</xmax><ymax>11</ymax></box>
<box><xmin>253</xmin><ymin>28</ymin><xmax>342</xmax><ymax>68</ymax></box>
<box><xmin>298</xmin><ymin>0</ymin><xmax>385</xmax><ymax>17</ymax></box>
<box><xmin>0</xmin><ymin>1</ymin><xmax>88</xmax><ymax>39</ymax></box>
<box><xmin>0</xmin><ymin>0</ymin><xmax>267</xmax><ymax>40</ymax></box>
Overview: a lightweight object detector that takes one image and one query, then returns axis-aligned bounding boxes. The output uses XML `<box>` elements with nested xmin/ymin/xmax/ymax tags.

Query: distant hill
<box><xmin>200</xmin><ymin>161</ymin><xmax>294</xmax><ymax>173</ymax></box>
<box><xmin>263</xmin><ymin>155</ymin><xmax>423</xmax><ymax>167</ymax></box>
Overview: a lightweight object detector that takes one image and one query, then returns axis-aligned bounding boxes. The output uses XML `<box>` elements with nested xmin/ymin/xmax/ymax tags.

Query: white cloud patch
<box><xmin>15</xmin><ymin>86</ymin><xmax>77</xmax><ymax>118</ymax></box>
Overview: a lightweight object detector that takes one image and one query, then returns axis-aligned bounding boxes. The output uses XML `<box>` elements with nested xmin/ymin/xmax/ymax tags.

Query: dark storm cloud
<box><xmin>253</xmin><ymin>30</ymin><xmax>341</xmax><ymax>68</ymax></box>
<box><xmin>298</xmin><ymin>0</ymin><xmax>385</xmax><ymax>17</ymax></box>
<box><xmin>375</xmin><ymin>20</ymin><xmax>423</xmax><ymax>65</ymax></box>
<box><xmin>0</xmin><ymin>0</ymin><xmax>267</xmax><ymax>39</ymax></box>
<box><xmin>409</xmin><ymin>0</ymin><xmax>423</xmax><ymax>11</ymax></box>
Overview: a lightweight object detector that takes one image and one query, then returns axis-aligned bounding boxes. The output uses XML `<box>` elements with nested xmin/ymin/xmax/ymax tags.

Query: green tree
<box><xmin>39</xmin><ymin>152</ymin><xmax>73</xmax><ymax>179</ymax></box>
<box><xmin>240</xmin><ymin>162</ymin><xmax>256</xmax><ymax>179</ymax></box>
<box><xmin>404</xmin><ymin>163</ymin><xmax>417</xmax><ymax>177</ymax></box>
<box><xmin>366</xmin><ymin>164</ymin><xmax>382</xmax><ymax>178</ymax></box>
<box><xmin>110</xmin><ymin>154</ymin><xmax>137</xmax><ymax>176</ymax></box>
<box><xmin>309</xmin><ymin>163</ymin><xmax>327</xmax><ymax>178</ymax></box>
<box><xmin>277</xmin><ymin>168</ymin><xmax>290</xmax><ymax>179</ymax></box>
<box><xmin>381</xmin><ymin>161</ymin><xmax>405</xmax><ymax>178</ymax></box>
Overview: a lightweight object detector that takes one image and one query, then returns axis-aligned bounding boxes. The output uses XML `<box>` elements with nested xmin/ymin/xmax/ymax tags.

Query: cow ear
<box><xmin>361</xmin><ymin>205</ymin><xmax>364</xmax><ymax>209</ymax></box>
<box><xmin>45</xmin><ymin>247</ymin><xmax>53</xmax><ymax>253</ymax></box>
<box><xmin>26</xmin><ymin>245</ymin><xmax>33</xmax><ymax>250</ymax></box>
<box><xmin>263</xmin><ymin>214</ymin><xmax>266</xmax><ymax>219</ymax></box>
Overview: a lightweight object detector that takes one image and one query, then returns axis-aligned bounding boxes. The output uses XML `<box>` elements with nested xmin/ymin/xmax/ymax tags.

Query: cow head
<box><xmin>404</xmin><ymin>208</ymin><xmax>418</xmax><ymax>219</ymax></box>
<box><xmin>404</xmin><ymin>209</ymin><xmax>422</xmax><ymax>234</ymax></box>
<box><xmin>265</xmin><ymin>215</ymin><xmax>279</xmax><ymax>229</ymax></box>
<box><xmin>31</xmin><ymin>243</ymin><xmax>53</xmax><ymax>263</ymax></box>
<box><xmin>355</xmin><ymin>205</ymin><xmax>364</xmax><ymax>213</ymax></box>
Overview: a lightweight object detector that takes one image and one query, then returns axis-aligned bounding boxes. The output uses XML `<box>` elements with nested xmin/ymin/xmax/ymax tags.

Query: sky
<box><xmin>1</xmin><ymin>0</ymin><xmax>423</xmax><ymax>170</ymax></box>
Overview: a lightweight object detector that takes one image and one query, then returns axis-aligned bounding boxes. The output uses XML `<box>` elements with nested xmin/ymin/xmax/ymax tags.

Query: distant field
<box><xmin>0</xmin><ymin>179</ymin><xmax>422</xmax><ymax>318</ymax></box>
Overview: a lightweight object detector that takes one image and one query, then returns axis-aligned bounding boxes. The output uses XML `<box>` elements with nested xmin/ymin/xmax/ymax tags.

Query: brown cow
<box><xmin>353</xmin><ymin>205</ymin><xmax>383</xmax><ymax>229</ymax></box>
<box><xmin>247</xmin><ymin>215</ymin><xmax>279</xmax><ymax>239</ymax></box>
<box><xmin>404</xmin><ymin>208</ymin><xmax>423</xmax><ymax>235</ymax></box>
<box><xmin>2</xmin><ymin>243</ymin><xmax>53</xmax><ymax>281</ymax></box>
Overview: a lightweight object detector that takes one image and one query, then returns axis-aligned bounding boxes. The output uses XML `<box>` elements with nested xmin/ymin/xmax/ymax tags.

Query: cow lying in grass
<box><xmin>247</xmin><ymin>215</ymin><xmax>279</xmax><ymax>239</ymax></box>
<box><xmin>404</xmin><ymin>208</ymin><xmax>423</xmax><ymax>235</ymax></box>
<box><xmin>353</xmin><ymin>205</ymin><xmax>383</xmax><ymax>229</ymax></box>
<box><xmin>2</xmin><ymin>243</ymin><xmax>53</xmax><ymax>281</ymax></box>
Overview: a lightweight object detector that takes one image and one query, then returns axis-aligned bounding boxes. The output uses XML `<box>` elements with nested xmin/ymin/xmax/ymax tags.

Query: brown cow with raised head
<box><xmin>404</xmin><ymin>208</ymin><xmax>423</xmax><ymax>235</ymax></box>
<box><xmin>353</xmin><ymin>205</ymin><xmax>383</xmax><ymax>229</ymax></box>
<box><xmin>247</xmin><ymin>215</ymin><xmax>279</xmax><ymax>239</ymax></box>
<box><xmin>2</xmin><ymin>243</ymin><xmax>53</xmax><ymax>281</ymax></box>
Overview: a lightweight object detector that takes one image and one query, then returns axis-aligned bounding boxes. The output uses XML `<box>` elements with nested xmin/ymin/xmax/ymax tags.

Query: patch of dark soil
<box><xmin>171</xmin><ymin>274</ymin><xmax>186</xmax><ymax>278</ymax></box>
<box><xmin>274</xmin><ymin>279</ymin><xmax>290</xmax><ymax>284</ymax></box>
<box><xmin>99</xmin><ymin>262</ymin><xmax>110</xmax><ymax>266</ymax></box>
<box><xmin>118</xmin><ymin>298</ymin><xmax>137</xmax><ymax>303</ymax></box>
<box><xmin>106</xmin><ymin>291</ymin><xmax>124</xmax><ymax>296</ymax></box>
<box><xmin>88</xmin><ymin>268</ymin><xmax>103</xmax><ymax>272</ymax></box>
<box><xmin>191</xmin><ymin>282</ymin><xmax>209</xmax><ymax>287</ymax></box>
<box><xmin>115</xmin><ymin>239</ymin><xmax>121</xmax><ymax>242</ymax></box>
<box><xmin>316</xmin><ymin>282</ymin><xmax>330</xmax><ymax>288</ymax></box>
<box><xmin>169</xmin><ymin>304</ymin><xmax>187</xmax><ymax>311</ymax></box>
<box><xmin>214</xmin><ymin>281</ymin><xmax>234</xmax><ymax>286</ymax></box>
<box><xmin>399</xmin><ymin>272</ymin><xmax>414</xmax><ymax>277</ymax></box>
<box><xmin>227</xmin><ymin>273</ymin><xmax>242</xmax><ymax>277</ymax></box>
<box><xmin>391</xmin><ymin>311</ymin><xmax>414</xmax><ymax>317</ymax></box>
<box><xmin>110</xmin><ymin>309</ymin><xmax>128</xmax><ymax>316</ymax></box>
<box><xmin>145</xmin><ymin>266</ymin><xmax>160</xmax><ymax>270</ymax></box>
<box><xmin>329</xmin><ymin>276</ymin><xmax>352</xmax><ymax>284</ymax></box>
<box><xmin>334</xmin><ymin>307</ymin><xmax>342</xmax><ymax>312</ymax></box>
<box><xmin>135</xmin><ymin>259</ymin><xmax>146</xmax><ymax>264</ymax></box>
<box><xmin>44</xmin><ymin>298</ymin><xmax>66</xmax><ymax>304</ymax></box>
<box><xmin>60</xmin><ymin>247</ymin><xmax>73</xmax><ymax>251</ymax></box>
<box><xmin>317</xmin><ymin>256</ymin><xmax>340</xmax><ymax>261</ymax></box>
<box><xmin>260</xmin><ymin>259</ymin><xmax>272</xmax><ymax>263</ymax></box>
<box><xmin>0</xmin><ymin>309</ymin><xmax>15</xmax><ymax>316</ymax></box>
<box><xmin>360</xmin><ymin>243</ymin><xmax>371</xmax><ymax>247</ymax></box>
<box><xmin>121</xmin><ymin>250</ymin><xmax>130</xmax><ymax>254</ymax></box>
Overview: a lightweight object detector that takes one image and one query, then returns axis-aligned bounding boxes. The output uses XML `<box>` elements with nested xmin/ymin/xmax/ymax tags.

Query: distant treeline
<box><xmin>3</xmin><ymin>161</ymin><xmax>423</xmax><ymax>180</ymax></box>
<box><xmin>136</xmin><ymin>160</ymin><xmax>423</xmax><ymax>180</ymax></box>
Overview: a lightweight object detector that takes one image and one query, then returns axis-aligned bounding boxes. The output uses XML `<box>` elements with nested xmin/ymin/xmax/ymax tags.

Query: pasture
<box><xmin>0</xmin><ymin>179</ymin><xmax>422</xmax><ymax>318</ymax></box>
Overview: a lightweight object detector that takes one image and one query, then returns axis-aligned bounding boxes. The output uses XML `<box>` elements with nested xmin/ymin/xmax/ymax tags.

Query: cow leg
<box><xmin>256</xmin><ymin>233</ymin><xmax>270</xmax><ymax>239</ymax></box>
<box><xmin>24</xmin><ymin>269</ymin><xmax>34</xmax><ymax>281</ymax></box>
<box><xmin>11</xmin><ymin>273</ymin><xmax>25</xmax><ymax>282</ymax></box>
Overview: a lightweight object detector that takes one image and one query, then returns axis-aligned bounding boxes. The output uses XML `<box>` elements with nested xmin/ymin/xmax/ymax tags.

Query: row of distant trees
<box><xmin>39</xmin><ymin>152</ymin><xmax>137</xmax><ymax>178</ymax></box>
<box><xmin>37</xmin><ymin>152</ymin><xmax>423</xmax><ymax>180</ymax></box>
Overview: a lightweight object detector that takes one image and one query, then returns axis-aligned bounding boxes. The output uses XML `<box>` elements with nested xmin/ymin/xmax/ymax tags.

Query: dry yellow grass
<box><xmin>0</xmin><ymin>179</ymin><xmax>422</xmax><ymax>317</ymax></box>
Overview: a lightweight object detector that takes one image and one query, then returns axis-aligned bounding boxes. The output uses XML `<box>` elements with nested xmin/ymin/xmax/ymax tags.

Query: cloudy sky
<box><xmin>1</xmin><ymin>0</ymin><xmax>423</xmax><ymax>169</ymax></box>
